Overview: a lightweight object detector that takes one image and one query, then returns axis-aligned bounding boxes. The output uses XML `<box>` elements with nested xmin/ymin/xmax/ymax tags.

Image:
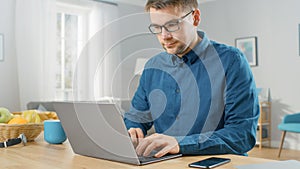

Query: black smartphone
<box><xmin>188</xmin><ymin>157</ymin><xmax>231</xmax><ymax>168</ymax></box>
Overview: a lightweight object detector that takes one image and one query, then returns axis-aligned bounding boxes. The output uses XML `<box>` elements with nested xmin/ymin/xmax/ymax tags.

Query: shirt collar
<box><xmin>171</xmin><ymin>31</ymin><xmax>210</xmax><ymax>65</ymax></box>
<box><xmin>193</xmin><ymin>31</ymin><xmax>210</xmax><ymax>59</ymax></box>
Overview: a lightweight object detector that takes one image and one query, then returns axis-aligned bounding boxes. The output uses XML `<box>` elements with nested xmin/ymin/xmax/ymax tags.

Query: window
<box><xmin>55</xmin><ymin>4</ymin><xmax>87</xmax><ymax>100</ymax></box>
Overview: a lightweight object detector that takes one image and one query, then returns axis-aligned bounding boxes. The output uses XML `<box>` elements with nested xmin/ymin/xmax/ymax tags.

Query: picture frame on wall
<box><xmin>235</xmin><ymin>36</ymin><xmax>258</xmax><ymax>66</ymax></box>
<box><xmin>0</xmin><ymin>34</ymin><xmax>3</xmax><ymax>62</ymax></box>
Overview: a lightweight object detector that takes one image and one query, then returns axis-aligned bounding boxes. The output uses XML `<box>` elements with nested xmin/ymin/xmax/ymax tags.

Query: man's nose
<box><xmin>161</xmin><ymin>27</ymin><xmax>172</xmax><ymax>39</ymax></box>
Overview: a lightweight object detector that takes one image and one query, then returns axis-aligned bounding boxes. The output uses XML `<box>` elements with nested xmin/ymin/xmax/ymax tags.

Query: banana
<box><xmin>21</xmin><ymin>110</ymin><xmax>41</xmax><ymax>123</ymax></box>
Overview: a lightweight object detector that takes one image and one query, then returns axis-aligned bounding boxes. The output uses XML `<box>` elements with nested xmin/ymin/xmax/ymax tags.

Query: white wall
<box><xmin>118</xmin><ymin>3</ymin><xmax>161</xmax><ymax>99</ymax></box>
<box><xmin>200</xmin><ymin>0</ymin><xmax>300</xmax><ymax>150</ymax></box>
<box><xmin>0</xmin><ymin>0</ymin><xmax>20</xmax><ymax>112</ymax></box>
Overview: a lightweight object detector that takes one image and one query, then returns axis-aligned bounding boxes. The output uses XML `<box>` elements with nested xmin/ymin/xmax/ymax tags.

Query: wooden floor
<box><xmin>248</xmin><ymin>146</ymin><xmax>300</xmax><ymax>161</ymax></box>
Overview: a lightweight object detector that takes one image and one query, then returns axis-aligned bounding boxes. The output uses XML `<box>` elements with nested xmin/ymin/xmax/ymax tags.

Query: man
<box><xmin>124</xmin><ymin>0</ymin><xmax>259</xmax><ymax>158</ymax></box>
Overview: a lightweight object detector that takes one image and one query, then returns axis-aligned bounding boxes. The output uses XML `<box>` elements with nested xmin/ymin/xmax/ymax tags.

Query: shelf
<box><xmin>257</xmin><ymin>101</ymin><xmax>271</xmax><ymax>149</ymax></box>
<box><xmin>260</xmin><ymin>102</ymin><xmax>270</xmax><ymax>106</ymax></box>
<box><xmin>256</xmin><ymin>138</ymin><xmax>271</xmax><ymax>145</ymax></box>
<box><xmin>256</xmin><ymin>140</ymin><xmax>270</xmax><ymax>146</ymax></box>
<box><xmin>256</xmin><ymin>140</ymin><xmax>269</xmax><ymax>144</ymax></box>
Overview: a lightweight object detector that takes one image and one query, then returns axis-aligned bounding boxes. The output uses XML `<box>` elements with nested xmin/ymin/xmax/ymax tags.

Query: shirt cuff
<box><xmin>174</xmin><ymin>136</ymin><xmax>199</xmax><ymax>154</ymax></box>
<box><xmin>124</xmin><ymin>118</ymin><xmax>148</xmax><ymax>136</ymax></box>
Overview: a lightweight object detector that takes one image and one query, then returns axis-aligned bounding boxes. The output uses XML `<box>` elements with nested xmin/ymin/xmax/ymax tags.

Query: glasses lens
<box><xmin>149</xmin><ymin>25</ymin><xmax>161</xmax><ymax>34</ymax></box>
<box><xmin>164</xmin><ymin>21</ymin><xmax>180</xmax><ymax>32</ymax></box>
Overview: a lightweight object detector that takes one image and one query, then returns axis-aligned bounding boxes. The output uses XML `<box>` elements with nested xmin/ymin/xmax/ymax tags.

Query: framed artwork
<box><xmin>235</xmin><ymin>36</ymin><xmax>258</xmax><ymax>66</ymax></box>
<box><xmin>0</xmin><ymin>34</ymin><xmax>3</xmax><ymax>61</ymax></box>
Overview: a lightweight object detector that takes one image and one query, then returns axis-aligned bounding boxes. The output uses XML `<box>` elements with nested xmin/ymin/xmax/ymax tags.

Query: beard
<box><xmin>162</xmin><ymin>40</ymin><xmax>190</xmax><ymax>57</ymax></box>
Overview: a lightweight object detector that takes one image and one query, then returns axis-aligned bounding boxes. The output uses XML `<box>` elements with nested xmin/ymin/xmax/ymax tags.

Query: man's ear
<box><xmin>193</xmin><ymin>9</ymin><xmax>201</xmax><ymax>26</ymax></box>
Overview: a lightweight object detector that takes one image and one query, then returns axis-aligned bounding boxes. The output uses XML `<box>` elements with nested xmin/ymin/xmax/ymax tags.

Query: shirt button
<box><xmin>176</xmin><ymin>116</ymin><xmax>180</xmax><ymax>120</ymax></box>
<box><xmin>176</xmin><ymin>89</ymin><xmax>180</xmax><ymax>93</ymax></box>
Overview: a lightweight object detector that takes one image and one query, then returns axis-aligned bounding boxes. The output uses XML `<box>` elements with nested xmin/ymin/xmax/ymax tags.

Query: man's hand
<box><xmin>135</xmin><ymin>133</ymin><xmax>180</xmax><ymax>158</ymax></box>
<box><xmin>128</xmin><ymin>128</ymin><xmax>144</xmax><ymax>148</ymax></box>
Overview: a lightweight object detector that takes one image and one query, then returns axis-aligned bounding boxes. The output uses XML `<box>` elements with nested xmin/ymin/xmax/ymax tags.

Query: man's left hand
<box><xmin>135</xmin><ymin>133</ymin><xmax>180</xmax><ymax>158</ymax></box>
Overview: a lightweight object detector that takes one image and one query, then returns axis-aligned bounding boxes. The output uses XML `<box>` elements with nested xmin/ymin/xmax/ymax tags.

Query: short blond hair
<box><xmin>145</xmin><ymin>0</ymin><xmax>198</xmax><ymax>12</ymax></box>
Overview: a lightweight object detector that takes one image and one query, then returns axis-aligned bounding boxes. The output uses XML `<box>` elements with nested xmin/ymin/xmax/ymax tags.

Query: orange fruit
<box><xmin>8</xmin><ymin>117</ymin><xmax>28</xmax><ymax>124</ymax></box>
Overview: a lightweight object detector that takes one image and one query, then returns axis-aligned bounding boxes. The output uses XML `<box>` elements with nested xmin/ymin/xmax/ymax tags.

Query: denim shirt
<box><xmin>124</xmin><ymin>31</ymin><xmax>259</xmax><ymax>155</ymax></box>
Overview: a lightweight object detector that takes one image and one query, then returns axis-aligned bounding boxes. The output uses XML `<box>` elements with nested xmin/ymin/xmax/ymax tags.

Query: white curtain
<box><xmin>15</xmin><ymin>0</ymin><xmax>120</xmax><ymax>108</ymax></box>
<box><xmin>15</xmin><ymin>0</ymin><xmax>56</xmax><ymax>109</ymax></box>
<box><xmin>75</xmin><ymin>2</ymin><xmax>120</xmax><ymax>101</ymax></box>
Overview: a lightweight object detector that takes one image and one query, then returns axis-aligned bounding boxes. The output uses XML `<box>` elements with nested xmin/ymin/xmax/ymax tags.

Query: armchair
<box><xmin>277</xmin><ymin>112</ymin><xmax>300</xmax><ymax>157</ymax></box>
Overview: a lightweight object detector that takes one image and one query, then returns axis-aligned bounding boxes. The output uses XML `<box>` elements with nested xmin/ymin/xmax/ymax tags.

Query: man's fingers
<box><xmin>154</xmin><ymin>146</ymin><xmax>170</xmax><ymax>158</ymax></box>
<box><xmin>128</xmin><ymin>128</ymin><xmax>137</xmax><ymax>138</ymax></box>
<box><xmin>128</xmin><ymin>128</ymin><xmax>144</xmax><ymax>139</ymax></box>
<box><xmin>135</xmin><ymin>128</ymin><xmax>144</xmax><ymax>139</ymax></box>
<box><xmin>136</xmin><ymin>134</ymin><xmax>160</xmax><ymax>156</ymax></box>
<box><xmin>154</xmin><ymin>141</ymin><xmax>179</xmax><ymax>158</ymax></box>
<box><xmin>142</xmin><ymin>140</ymin><xmax>160</xmax><ymax>157</ymax></box>
<box><xmin>135</xmin><ymin>133</ymin><xmax>180</xmax><ymax>157</ymax></box>
<box><xmin>136</xmin><ymin>137</ymin><xmax>150</xmax><ymax>156</ymax></box>
<box><xmin>128</xmin><ymin>128</ymin><xmax>144</xmax><ymax>148</ymax></box>
<box><xmin>134</xmin><ymin>128</ymin><xmax>144</xmax><ymax>148</ymax></box>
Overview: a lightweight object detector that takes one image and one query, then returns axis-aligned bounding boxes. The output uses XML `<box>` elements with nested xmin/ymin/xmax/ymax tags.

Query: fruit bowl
<box><xmin>0</xmin><ymin>123</ymin><xmax>43</xmax><ymax>142</ymax></box>
<box><xmin>0</xmin><ymin>110</ymin><xmax>58</xmax><ymax>142</ymax></box>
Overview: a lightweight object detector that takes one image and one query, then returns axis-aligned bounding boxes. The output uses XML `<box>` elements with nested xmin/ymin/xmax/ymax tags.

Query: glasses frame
<box><xmin>148</xmin><ymin>10</ymin><xmax>194</xmax><ymax>34</ymax></box>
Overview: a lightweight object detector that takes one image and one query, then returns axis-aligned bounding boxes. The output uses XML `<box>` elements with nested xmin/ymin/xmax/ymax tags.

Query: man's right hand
<box><xmin>128</xmin><ymin>128</ymin><xmax>144</xmax><ymax>148</ymax></box>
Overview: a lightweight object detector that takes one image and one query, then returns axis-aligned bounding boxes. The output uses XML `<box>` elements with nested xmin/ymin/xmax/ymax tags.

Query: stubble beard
<box><xmin>163</xmin><ymin>41</ymin><xmax>189</xmax><ymax>57</ymax></box>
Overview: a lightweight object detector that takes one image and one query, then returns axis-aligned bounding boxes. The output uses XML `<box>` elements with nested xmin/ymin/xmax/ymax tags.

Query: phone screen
<box><xmin>188</xmin><ymin>157</ymin><xmax>231</xmax><ymax>168</ymax></box>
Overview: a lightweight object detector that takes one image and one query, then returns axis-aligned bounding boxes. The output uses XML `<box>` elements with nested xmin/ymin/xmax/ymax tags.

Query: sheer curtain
<box><xmin>74</xmin><ymin>2</ymin><xmax>120</xmax><ymax>101</ymax></box>
<box><xmin>15</xmin><ymin>0</ymin><xmax>56</xmax><ymax>109</ymax></box>
<box><xmin>15</xmin><ymin>0</ymin><xmax>120</xmax><ymax>109</ymax></box>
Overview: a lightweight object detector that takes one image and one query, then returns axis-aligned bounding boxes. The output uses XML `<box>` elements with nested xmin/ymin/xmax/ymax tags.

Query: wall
<box><xmin>0</xmin><ymin>0</ymin><xmax>20</xmax><ymax>111</ymax></box>
<box><xmin>200</xmin><ymin>0</ymin><xmax>300</xmax><ymax>150</ymax></box>
<box><xmin>117</xmin><ymin>3</ymin><xmax>162</xmax><ymax>99</ymax></box>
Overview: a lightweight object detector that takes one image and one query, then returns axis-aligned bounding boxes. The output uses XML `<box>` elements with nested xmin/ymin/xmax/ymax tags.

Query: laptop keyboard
<box><xmin>138</xmin><ymin>153</ymin><xmax>182</xmax><ymax>164</ymax></box>
<box><xmin>137</xmin><ymin>150</ymin><xmax>159</xmax><ymax>163</ymax></box>
<box><xmin>138</xmin><ymin>155</ymin><xmax>158</xmax><ymax>163</ymax></box>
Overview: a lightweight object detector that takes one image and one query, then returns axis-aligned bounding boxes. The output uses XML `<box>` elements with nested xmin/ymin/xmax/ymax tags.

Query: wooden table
<box><xmin>0</xmin><ymin>133</ymin><xmax>274</xmax><ymax>169</ymax></box>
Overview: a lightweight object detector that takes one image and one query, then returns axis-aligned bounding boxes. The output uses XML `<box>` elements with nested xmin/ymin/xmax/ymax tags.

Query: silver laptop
<box><xmin>52</xmin><ymin>102</ymin><xmax>182</xmax><ymax>165</ymax></box>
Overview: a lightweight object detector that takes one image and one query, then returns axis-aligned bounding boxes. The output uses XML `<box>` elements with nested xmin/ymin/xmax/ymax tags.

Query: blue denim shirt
<box><xmin>124</xmin><ymin>31</ymin><xmax>259</xmax><ymax>155</ymax></box>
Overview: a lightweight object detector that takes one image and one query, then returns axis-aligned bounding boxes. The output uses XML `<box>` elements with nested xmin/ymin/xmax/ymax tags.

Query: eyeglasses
<box><xmin>148</xmin><ymin>10</ymin><xmax>194</xmax><ymax>34</ymax></box>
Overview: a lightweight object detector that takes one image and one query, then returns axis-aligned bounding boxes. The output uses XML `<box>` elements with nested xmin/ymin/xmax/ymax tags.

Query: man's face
<box><xmin>149</xmin><ymin>7</ymin><xmax>196</xmax><ymax>57</ymax></box>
